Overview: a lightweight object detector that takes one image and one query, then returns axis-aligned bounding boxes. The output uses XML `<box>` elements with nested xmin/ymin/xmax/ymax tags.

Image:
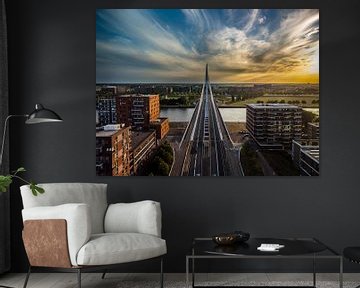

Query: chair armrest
<box><xmin>104</xmin><ymin>200</ymin><xmax>162</xmax><ymax>237</ymax></box>
<box><xmin>22</xmin><ymin>203</ymin><xmax>91</xmax><ymax>266</ymax></box>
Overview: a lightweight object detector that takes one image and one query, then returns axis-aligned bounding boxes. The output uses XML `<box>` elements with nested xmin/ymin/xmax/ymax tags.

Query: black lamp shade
<box><xmin>25</xmin><ymin>104</ymin><xmax>63</xmax><ymax>124</ymax></box>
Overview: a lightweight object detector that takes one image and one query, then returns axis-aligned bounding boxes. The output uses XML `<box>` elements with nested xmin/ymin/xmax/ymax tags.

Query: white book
<box><xmin>257</xmin><ymin>243</ymin><xmax>285</xmax><ymax>251</ymax></box>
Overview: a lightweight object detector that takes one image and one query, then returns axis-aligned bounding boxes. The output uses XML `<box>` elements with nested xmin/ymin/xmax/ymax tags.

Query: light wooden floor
<box><xmin>1</xmin><ymin>273</ymin><xmax>359</xmax><ymax>288</ymax></box>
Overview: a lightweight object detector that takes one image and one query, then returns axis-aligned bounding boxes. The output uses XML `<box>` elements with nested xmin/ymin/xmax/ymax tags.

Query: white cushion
<box><xmin>105</xmin><ymin>201</ymin><xmax>162</xmax><ymax>237</ymax></box>
<box><xmin>76</xmin><ymin>233</ymin><xmax>167</xmax><ymax>266</ymax></box>
<box><xmin>22</xmin><ymin>204</ymin><xmax>91</xmax><ymax>266</ymax></box>
<box><xmin>20</xmin><ymin>183</ymin><xmax>107</xmax><ymax>234</ymax></box>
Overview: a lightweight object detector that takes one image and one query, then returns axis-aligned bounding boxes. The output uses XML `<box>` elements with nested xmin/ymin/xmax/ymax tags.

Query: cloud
<box><xmin>258</xmin><ymin>16</ymin><xmax>266</xmax><ymax>24</ymax></box>
<box><xmin>96</xmin><ymin>9</ymin><xmax>205</xmax><ymax>82</ymax></box>
<box><xmin>182</xmin><ymin>9</ymin><xmax>212</xmax><ymax>32</ymax></box>
<box><xmin>243</xmin><ymin>9</ymin><xmax>259</xmax><ymax>33</ymax></box>
<box><xmin>96</xmin><ymin>9</ymin><xmax>319</xmax><ymax>83</ymax></box>
<box><xmin>201</xmin><ymin>9</ymin><xmax>319</xmax><ymax>81</ymax></box>
<box><xmin>97</xmin><ymin>10</ymin><xmax>189</xmax><ymax>56</ymax></box>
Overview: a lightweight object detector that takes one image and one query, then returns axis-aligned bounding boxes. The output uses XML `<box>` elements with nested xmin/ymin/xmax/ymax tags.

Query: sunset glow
<box><xmin>96</xmin><ymin>9</ymin><xmax>319</xmax><ymax>83</ymax></box>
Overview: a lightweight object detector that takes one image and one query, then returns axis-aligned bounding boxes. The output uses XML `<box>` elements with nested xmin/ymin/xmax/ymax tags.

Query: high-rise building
<box><xmin>96</xmin><ymin>86</ymin><xmax>118</xmax><ymax>127</ymax></box>
<box><xmin>96</xmin><ymin>96</ymin><xmax>117</xmax><ymax>126</ymax></box>
<box><xmin>116</xmin><ymin>94</ymin><xmax>160</xmax><ymax>129</ymax></box>
<box><xmin>246</xmin><ymin>103</ymin><xmax>302</xmax><ymax>149</ymax></box>
<box><xmin>292</xmin><ymin>139</ymin><xmax>319</xmax><ymax>176</ymax></box>
<box><xmin>96</xmin><ymin>125</ymin><xmax>131</xmax><ymax>176</ymax></box>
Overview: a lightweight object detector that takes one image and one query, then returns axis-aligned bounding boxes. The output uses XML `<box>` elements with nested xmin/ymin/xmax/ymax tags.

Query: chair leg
<box><xmin>101</xmin><ymin>270</ymin><xmax>107</xmax><ymax>279</ymax></box>
<box><xmin>77</xmin><ymin>269</ymin><xmax>81</xmax><ymax>288</ymax></box>
<box><xmin>160</xmin><ymin>257</ymin><xmax>164</xmax><ymax>288</ymax></box>
<box><xmin>23</xmin><ymin>266</ymin><xmax>31</xmax><ymax>288</ymax></box>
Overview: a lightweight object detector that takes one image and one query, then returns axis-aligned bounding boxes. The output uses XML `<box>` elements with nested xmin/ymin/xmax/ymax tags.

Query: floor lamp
<box><xmin>0</xmin><ymin>103</ymin><xmax>62</xmax><ymax>288</ymax></box>
<box><xmin>0</xmin><ymin>103</ymin><xmax>63</xmax><ymax>167</ymax></box>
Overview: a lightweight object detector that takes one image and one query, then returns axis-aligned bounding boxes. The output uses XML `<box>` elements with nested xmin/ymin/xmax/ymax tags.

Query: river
<box><xmin>160</xmin><ymin>107</ymin><xmax>319</xmax><ymax>122</ymax></box>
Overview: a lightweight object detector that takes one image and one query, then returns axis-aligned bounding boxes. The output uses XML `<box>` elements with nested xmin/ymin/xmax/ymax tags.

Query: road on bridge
<box><xmin>177</xmin><ymin>64</ymin><xmax>244</xmax><ymax>176</ymax></box>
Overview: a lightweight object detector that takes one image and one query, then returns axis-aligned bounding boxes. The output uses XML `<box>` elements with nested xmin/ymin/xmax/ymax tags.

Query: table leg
<box><xmin>339</xmin><ymin>257</ymin><xmax>343</xmax><ymax>288</ymax></box>
<box><xmin>192</xmin><ymin>247</ymin><xmax>195</xmax><ymax>288</ymax></box>
<box><xmin>313</xmin><ymin>254</ymin><xmax>316</xmax><ymax>287</ymax></box>
<box><xmin>186</xmin><ymin>257</ymin><xmax>189</xmax><ymax>288</ymax></box>
<box><xmin>192</xmin><ymin>257</ymin><xmax>195</xmax><ymax>288</ymax></box>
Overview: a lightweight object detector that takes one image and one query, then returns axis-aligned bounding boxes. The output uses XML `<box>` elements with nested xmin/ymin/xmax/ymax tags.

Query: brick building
<box><xmin>116</xmin><ymin>94</ymin><xmax>160</xmax><ymax>129</ymax></box>
<box><xmin>150</xmin><ymin>117</ymin><xmax>170</xmax><ymax>140</ymax></box>
<box><xmin>96</xmin><ymin>125</ymin><xmax>131</xmax><ymax>176</ymax></box>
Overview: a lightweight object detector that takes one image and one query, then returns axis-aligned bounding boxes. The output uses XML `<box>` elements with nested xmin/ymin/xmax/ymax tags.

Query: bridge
<box><xmin>178</xmin><ymin>64</ymin><xmax>244</xmax><ymax>176</ymax></box>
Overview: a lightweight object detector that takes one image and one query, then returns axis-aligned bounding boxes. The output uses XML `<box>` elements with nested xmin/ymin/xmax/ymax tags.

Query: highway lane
<box><xmin>191</xmin><ymin>67</ymin><xmax>220</xmax><ymax>176</ymax></box>
<box><xmin>181</xmin><ymin>64</ymin><xmax>243</xmax><ymax>176</ymax></box>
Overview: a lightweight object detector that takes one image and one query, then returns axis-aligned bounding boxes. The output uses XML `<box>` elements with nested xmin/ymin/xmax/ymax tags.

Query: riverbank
<box><xmin>225</xmin><ymin>122</ymin><xmax>247</xmax><ymax>143</ymax></box>
<box><xmin>161</xmin><ymin>107</ymin><xmax>319</xmax><ymax>122</ymax></box>
<box><xmin>217</xmin><ymin>94</ymin><xmax>319</xmax><ymax>108</ymax></box>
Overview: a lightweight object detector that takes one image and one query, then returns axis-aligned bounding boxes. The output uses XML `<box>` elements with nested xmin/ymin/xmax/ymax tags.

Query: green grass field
<box><xmin>221</xmin><ymin>95</ymin><xmax>319</xmax><ymax>108</ymax></box>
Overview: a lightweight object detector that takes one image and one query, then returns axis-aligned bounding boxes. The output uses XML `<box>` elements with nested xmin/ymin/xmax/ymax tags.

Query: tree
<box><xmin>302</xmin><ymin>110</ymin><xmax>315</xmax><ymax>123</ymax></box>
<box><xmin>162</xmin><ymin>142</ymin><xmax>172</xmax><ymax>154</ymax></box>
<box><xmin>240</xmin><ymin>142</ymin><xmax>264</xmax><ymax>176</ymax></box>
<box><xmin>302</xmin><ymin>110</ymin><xmax>318</xmax><ymax>130</ymax></box>
<box><xmin>312</xmin><ymin>99</ymin><xmax>319</xmax><ymax>104</ymax></box>
<box><xmin>157</xmin><ymin>148</ymin><xmax>173</xmax><ymax>165</ymax></box>
<box><xmin>155</xmin><ymin>158</ymin><xmax>170</xmax><ymax>176</ymax></box>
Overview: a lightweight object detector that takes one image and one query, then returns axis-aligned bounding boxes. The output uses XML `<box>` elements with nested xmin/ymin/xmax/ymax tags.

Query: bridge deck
<box><xmin>179</xmin><ymin>64</ymin><xmax>243</xmax><ymax>176</ymax></box>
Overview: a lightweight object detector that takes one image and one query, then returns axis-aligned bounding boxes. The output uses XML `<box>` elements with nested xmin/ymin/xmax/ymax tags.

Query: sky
<box><xmin>96</xmin><ymin>9</ymin><xmax>319</xmax><ymax>83</ymax></box>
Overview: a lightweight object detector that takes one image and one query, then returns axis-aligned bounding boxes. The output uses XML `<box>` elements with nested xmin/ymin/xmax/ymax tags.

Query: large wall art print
<box><xmin>96</xmin><ymin>9</ymin><xmax>319</xmax><ymax>176</ymax></box>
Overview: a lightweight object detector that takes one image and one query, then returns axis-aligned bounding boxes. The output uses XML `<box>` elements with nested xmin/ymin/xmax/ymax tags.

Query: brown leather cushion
<box><xmin>23</xmin><ymin>219</ymin><xmax>72</xmax><ymax>268</ymax></box>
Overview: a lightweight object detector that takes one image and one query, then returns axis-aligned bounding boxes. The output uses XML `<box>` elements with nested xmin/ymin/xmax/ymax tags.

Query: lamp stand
<box><xmin>0</xmin><ymin>115</ymin><xmax>28</xmax><ymax>168</ymax></box>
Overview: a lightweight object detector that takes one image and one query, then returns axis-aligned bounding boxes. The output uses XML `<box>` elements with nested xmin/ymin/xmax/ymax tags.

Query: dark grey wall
<box><xmin>5</xmin><ymin>0</ymin><xmax>360</xmax><ymax>273</ymax></box>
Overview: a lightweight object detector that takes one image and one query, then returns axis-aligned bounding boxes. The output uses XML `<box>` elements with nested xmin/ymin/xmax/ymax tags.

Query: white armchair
<box><xmin>20</xmin><ymin>183</ymin><xmax>166</xmax><ymax>288</ymax></box>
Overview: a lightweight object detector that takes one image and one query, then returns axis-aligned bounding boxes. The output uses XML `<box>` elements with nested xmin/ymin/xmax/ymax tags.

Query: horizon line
<box><xmin>96</xmin><ymin>82</ymin><xmax>319</xmax><ymax>85</ymax></box>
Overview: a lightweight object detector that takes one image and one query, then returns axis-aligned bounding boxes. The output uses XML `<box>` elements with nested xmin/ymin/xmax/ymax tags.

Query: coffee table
<box><xmin>186</xmin><ymin>237</ymin><xmax>343</xmax><ymax>288</ymax></box>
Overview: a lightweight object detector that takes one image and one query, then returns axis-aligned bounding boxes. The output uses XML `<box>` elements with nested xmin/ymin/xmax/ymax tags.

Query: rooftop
<box><xmin>247</xmin><ymin>103</ymin><xmax>301</xmax><ymax>109</ymax></box>
<box><xmin>150</xmin><ymin>117</ymin><xmax>169</xmax><ymax>124</ymax></box>
<box><xmin>96</xmin><ymin>130</ymin><xmax>119</xmax><ymax>138</ymax></box>
<box><xmin>117</xmin><ymin>94</ymin><xmax>159</xmax><ymax>98</ymax></box>
<box><xmin>131</xmin><ymin>131</ymin><xmax>155</xmax><ymax>149</ymax></box>
<box><xmin>96</xmin><ymin>125</ymin><xmax>129</xmax><ymax>137</ymax></box>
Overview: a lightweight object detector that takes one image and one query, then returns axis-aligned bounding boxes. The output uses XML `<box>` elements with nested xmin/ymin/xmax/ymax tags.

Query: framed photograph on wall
<box><xmin>96</xmin><ymin>9</ymin><xmax>319</xmax><ymax>176</ymax></box>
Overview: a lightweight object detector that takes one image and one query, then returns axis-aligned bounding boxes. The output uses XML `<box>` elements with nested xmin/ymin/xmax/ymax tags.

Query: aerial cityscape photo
<box><xmin>96</xmin><ymin>9</ymin><xmax>319</xmax><ymax>176</ymax></box>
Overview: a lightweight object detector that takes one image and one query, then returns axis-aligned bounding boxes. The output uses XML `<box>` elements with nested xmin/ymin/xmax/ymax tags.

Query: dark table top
<box><xmin>191</xmin><ymin>238</ymin><xmax>339</xmax><ymax>257</ymax></box>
